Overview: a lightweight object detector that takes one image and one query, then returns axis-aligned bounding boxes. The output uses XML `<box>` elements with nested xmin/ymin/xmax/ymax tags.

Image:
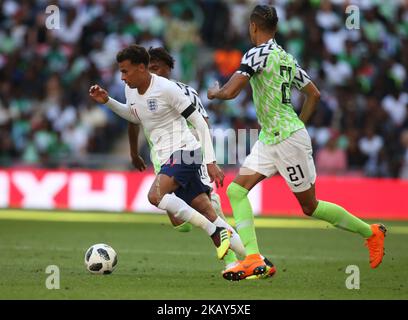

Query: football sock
<box><xmin>227</xmin><ymin>182</ymin><xmax>260</xmax><ymax>255</ymax></box>
<box><xmin>173</xmin><ymin>221</ymin><xmax>193</xmax><ymax>232</ymax></box>
<box><xmin>158</xmin><ymin>194</ymin><xmax>216</xmax><ymax>236</ymax></box>
<box><xmin>210</xmin><ymin>193</ymin><xmax>227</xmax><ymax>221</ymax></box>
<box><xmin>213</xmin><ymin>217</ymin><xmax>246</xmax><ymax>257</ymax></box>
<box><xmin>223</xmin><ymin>249</ymin><xmax>238</xmax><ymax>266</ymax></box>
<box><xmin>312</xmin><ymin>200</ymin><xmax>373</xmax><ymax>238</ymax></box>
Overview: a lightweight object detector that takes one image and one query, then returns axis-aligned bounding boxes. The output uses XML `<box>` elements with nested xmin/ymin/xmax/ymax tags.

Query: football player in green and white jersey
<box><xmin>208</xmin><ymin>5</ymin><xmax>386</xmax><ymax>281</ymax></box>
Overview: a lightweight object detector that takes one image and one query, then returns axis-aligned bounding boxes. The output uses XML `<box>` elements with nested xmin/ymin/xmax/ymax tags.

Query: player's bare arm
<box><xmin>90</xmin><ymin>84</ymin><xmax>140</xmax><ymax>124</ymax></box>
<box><xmin>206</xmin><ymin>162</ymin><xmax>224</xmax><ymax>188</ymax></box>
<box><xmin>128</xmin><ymin>123</ymin><xmax>146</xmax><ymax>171</ymax></box>
<box><xmin>298</xmin><ymin>82</ymin><xmax>320</xmax><ymax>124</ymax></box>
<box><xmin>207</xmin><ymin>73</ymin><xmax>249</xmax><ymax>100</ymax></box>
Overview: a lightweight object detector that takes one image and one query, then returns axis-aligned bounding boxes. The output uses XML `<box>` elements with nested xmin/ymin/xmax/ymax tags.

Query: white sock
<box><xmin>213</xmin><ymin>217</ymin><xmax>246</xmax><ymax>257</ymax></box>
<box><xmin>210</xmin><ymin>193</ymin><xmax>227</xmax><ymax>220</ymax></box>
<box><xmin>213</xmin><ymin>217</ymin><xmax>233</xmax><ymax>232</ymax></box>
<box><xmin>230</xmin><ymin>233</ymin><xmax>246</xmax><ymax>257</ymax></box>
<box><xmin>158</xmin><ymin>193</ymin><xmax>216</xmax><ymax>236</ymax></box>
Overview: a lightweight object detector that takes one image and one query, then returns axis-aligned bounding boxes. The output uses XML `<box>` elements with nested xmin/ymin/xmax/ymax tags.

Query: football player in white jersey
<box><xmin>89</xmin><ymin>44</ymin><xmax>244</xmax><ymax>265</ymax></box>
<box><xmin>127</xmin><ymin>47</ymin><xmax>246</xmax><ymax>270</ymax></box>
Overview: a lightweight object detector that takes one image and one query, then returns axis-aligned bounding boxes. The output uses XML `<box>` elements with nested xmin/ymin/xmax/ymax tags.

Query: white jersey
<box><xmin>125</xmin><ymin>74</ymin><xmax>200</xmax><ymax>165</ymax></box>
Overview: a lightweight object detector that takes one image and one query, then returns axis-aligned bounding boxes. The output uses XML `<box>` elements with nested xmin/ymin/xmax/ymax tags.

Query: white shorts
<box><xmin>242</xmin><ymin>128</ymin><xmax>316</xmax><ymax>192</ymax></box>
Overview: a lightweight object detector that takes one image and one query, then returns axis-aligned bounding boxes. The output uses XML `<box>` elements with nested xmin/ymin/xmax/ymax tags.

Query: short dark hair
<box><xmin>116</xmin><ymin>44</ymin><xmax>150</xmax><ymax>66</ymax></box>
<box><xmin>148</xmin><ymin>47</ymin><xmax>175</xmax><ymax>69</ymax></box>
<box><xmin>250</xmin><ymin>5</ymin><xmax>278</xmax><ymax>32</ymax></box>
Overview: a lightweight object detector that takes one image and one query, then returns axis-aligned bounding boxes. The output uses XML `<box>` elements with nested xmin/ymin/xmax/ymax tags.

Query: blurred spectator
<box><xmin>322</xmin><ymin>22</ymin><xmax>348</xmax><ymax>56</ymax></box>
<box><xmin>316</xmin><ymin>0</ymin><xmax>340</xmax><ymax>31</ymax></box>
<box><xmin>52</xmin><ymin>6</ymin><xmax>89</xmax><ymax>45</ymax></box>
<box><xmin>308</xmin><ymin>110</ymin><xmax>332</xmax><ymax>149</ymax></box>
<box><xmin>399</xmin><ymin>130</ymin><xmax>408</xmax><ymax>179</ymax></box>
<box><xmin>0</xmin><ymin>0</ymin><xmax>406</xmax><ymax>178</ymax></box>
<box><xmin>322</xmin><ymin>53</ymin><xmax>353</xmax><ymax>87</ymax></box>
<box><xmin>381</xmin><ymin>88</ymin><xmax>408</xmax><ymax>127</ymax></box>
<box><xmin>359</xmin><ymin>126</ymin><xmax>385</xmax><ymax>177</ymax></box>
<box><xmin>316</xmin><ymin>134</ymin><xmax>347</xmax><ymax>176</ymax></box>
<box><xmin>342</xmin><ymin>128</ymin><xmax>368</xmax><ymax>174</ymax></box>
<box><xmin>214</xmin><ymin>40</ymin><xmax>242</xmax><ymax>83</ymax></box>
<box><xmin>164</xmin><ymin>1</ymin><xmax>202</xmax><ymax>83</ymax></box>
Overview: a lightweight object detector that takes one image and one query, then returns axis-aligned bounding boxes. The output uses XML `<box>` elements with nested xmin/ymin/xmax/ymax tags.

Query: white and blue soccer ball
<box><xmin>84</xmin><ymin>243</ymin><xmax>117</xmax><ymax>274</ymax></box>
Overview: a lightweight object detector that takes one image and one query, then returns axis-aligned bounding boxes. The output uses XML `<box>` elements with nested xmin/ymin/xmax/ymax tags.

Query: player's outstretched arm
<box><xmin>298</xmin><ymin>82</ymin><xmax>320</xmax><ymax>124</ymax></box>
<box><xmin>128</xmin><ymin>123</ymin><xmax>146</xmax><ymax>171</ymax></box>
<box><xmin>207</xmin><ymin>73</ymin><xmax>249</xmax><ymax>100</ymax></box>
<box><xmin>89</xmin><ymin>84</ymin><xmax>109</xmax><ymax>104</ymax></box>
<box><xmin>89</xmin><ymin>84</ymin><xmax>140</xmax><ymax>124</ymax></box>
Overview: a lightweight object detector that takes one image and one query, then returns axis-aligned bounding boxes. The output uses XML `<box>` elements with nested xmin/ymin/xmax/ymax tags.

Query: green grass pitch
<box><xmin>0</xmin><ymin>209</ymin><xmax>407</xmax><ymax>300</ymax></box>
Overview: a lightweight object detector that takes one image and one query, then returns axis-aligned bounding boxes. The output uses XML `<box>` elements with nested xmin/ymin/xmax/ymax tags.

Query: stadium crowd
<box><xmin>0</xmin><ymin>0</ymin><xmax>407</xmax><ymax>178</ymax></box>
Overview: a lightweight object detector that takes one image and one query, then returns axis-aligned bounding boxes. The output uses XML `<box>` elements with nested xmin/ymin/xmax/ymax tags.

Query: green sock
<box><xmin>173</xmin><ymin>221</ymin><xmax>193</xmax><ymax>233</ymax></box>
<box><xmin>312</xmin><ymin>200</ymin><xmax>373</xmax><ymax>238</ymax></box>
<box><xmin>223</xmin><ymin>249</ymin><xmax>238</xmax><ymax>266</ymax></box>
<box><xmin>227</xmin><ymin>182</ymin><xmax>260</xmax><ymax>255</ymax></box>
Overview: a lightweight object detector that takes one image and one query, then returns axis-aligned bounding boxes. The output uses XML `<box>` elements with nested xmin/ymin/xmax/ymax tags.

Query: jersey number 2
<box><xmin>280</xmin><ymin>66</ymin><xmax>292</xmax><ymax>104</ymax></box>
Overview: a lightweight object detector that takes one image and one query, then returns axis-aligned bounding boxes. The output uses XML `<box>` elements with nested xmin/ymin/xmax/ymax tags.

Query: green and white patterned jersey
<box><xmin>237</xmin><ymin>38</ymin><xmax>311</xmax><ymax>145</ymax></box>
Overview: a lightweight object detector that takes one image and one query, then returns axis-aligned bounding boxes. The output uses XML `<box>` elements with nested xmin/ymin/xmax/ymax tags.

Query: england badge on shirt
<box><xmin>147</xmin><ymin>99</ymin><xmax>158</xmax><ymax>112</ymax></box>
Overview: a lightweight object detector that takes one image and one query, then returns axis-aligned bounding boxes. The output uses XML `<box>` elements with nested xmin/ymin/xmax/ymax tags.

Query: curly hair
<box><xmin>148</xmin><ymin>47</ymin><xmax>175</xmax><ymax>69</ymax></box>
<box><xmin>116</xmin><ymin>44</ymin><xmax>150</xmax><ymax>66</ymax></box>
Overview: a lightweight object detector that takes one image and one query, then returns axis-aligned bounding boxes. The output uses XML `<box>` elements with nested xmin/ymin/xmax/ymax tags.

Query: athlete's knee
<box><xmin>226</xmin><ymin>182</ymin><xmax>248</xmax><ymax>201</ymax></box>
<box><xmin>147</xmin><ymin>190</ymin><xmax>162</xmax><ymax>207</ymax></box>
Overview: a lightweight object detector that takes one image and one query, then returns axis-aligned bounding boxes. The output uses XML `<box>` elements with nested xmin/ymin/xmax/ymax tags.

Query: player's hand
<box><xmin>89</xmin><ymin>84</ymin><xmax>109</xmax><ymax>104</ymax></box>
<box><xmin>207</xmin><ymin>81</ymin><xmax>220</xmax><ymax>100</ymax></box>
<box><xmin>207</xmin><ymin>162</ymin><xmax>224</xmax><ymax>188</ymax></box>
<box><xmin>131</xmin><ymin>155</ymin><xmax>147</xmax><ymax>171</ymax></box>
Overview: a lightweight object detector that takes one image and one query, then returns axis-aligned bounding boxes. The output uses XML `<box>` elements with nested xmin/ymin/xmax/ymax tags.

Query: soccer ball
<box><xmin>84</xmin><ymin>243</ymin><xmax>118</xmax><ymax>274</ymax></box>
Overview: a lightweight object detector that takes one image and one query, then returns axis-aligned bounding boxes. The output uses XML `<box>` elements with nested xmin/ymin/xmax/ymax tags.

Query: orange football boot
<box><xmin>222</xmin><ymin>253</ymin><xmax>266</xmax><ymax>281</ymax></box>
<box><xmin>246</xmin><ymin>257</ymin><xmax>277</xmax><ymax>280</ymax></box>
<box><xmin>365</xmin><ymin>224</ymin><xmax>387</xmax><ymax>269</ymax></box>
